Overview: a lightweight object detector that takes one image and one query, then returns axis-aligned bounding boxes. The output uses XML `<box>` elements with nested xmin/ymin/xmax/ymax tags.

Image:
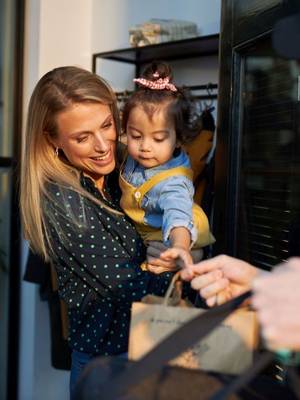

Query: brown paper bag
<box><xmin>129</xmin><ymin>274</ymin><xmax>259</xmax><ymax>375</ymax></box>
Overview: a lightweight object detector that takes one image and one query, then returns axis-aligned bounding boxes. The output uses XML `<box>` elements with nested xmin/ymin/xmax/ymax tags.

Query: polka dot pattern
<box><xmin>44</xmin><ymin>172</ymin><xmax>172</xmax><ymax>355</ymax></box>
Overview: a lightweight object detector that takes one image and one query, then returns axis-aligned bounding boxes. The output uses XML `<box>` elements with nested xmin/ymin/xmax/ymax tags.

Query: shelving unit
<box><xmin>92</xmin><ymin>33</ymin><xmax>219</xmax><ymax>75</ymax></box>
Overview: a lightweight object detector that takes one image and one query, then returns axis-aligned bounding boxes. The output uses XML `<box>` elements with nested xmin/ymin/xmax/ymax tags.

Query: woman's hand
<box><xmin>159</xmin><ymin>247</ymin><xmax>193</xmax><ymax>269</ymax></box>
<box><xmin>181</xmin><ymin>254</ymin><xmax>258</xmax><ymax>307</ymax></box>
<box><xmin>146</xmin><ymin>257</ymin><xmax>179</xmax><ymax>274</ymax></box>
<box><xmin>146</xmin><ymin>241</ymin><xmax>179</xmax><ymax>274</ymax></box>
<box><xmin>146</xmin><ymin>241</ymin><xmax>202</xmax><ymax>274</ymax></box>
<box><xmin>252</xmin><ymin>257</ymin><xmax>300</xmax><ymax>350</ymax></box>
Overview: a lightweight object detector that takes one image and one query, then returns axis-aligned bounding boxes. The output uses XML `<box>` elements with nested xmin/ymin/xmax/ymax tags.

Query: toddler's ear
<box><xmin>173</xmin><ymin>147</ymin><xmax>181</xmax><ymax>157</ymax></box>
<box><xmin>175</xmin><ymin>138</ymin><xmax>183</xmax><ymax>147</ymax></box>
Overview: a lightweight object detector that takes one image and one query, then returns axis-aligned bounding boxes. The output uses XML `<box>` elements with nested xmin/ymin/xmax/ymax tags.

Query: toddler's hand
<box><xmin>146</xmin><ymin>241</ymin><xmax>178</xmax><ymax>274</ymax></box>
<box><xmin>160</xmin><ymin>247</ymin><xmax>193</xmax><ymax>269</ymax></box>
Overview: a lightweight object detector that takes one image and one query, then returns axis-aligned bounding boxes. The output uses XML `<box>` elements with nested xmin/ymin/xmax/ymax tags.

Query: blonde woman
<box><xmin>20</xmin><ymin>66</ymin><xmax>176</xmax><ymax>399</ymax></box>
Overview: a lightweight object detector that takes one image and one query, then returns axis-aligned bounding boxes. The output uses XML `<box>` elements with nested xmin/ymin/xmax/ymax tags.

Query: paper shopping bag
<box><xmin>128</xmin><ymin>274</ymin><xmax>259</xmax><ymax>375</ymax></box>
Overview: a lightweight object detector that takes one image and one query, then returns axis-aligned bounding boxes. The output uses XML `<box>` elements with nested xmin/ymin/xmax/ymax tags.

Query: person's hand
<box><xmin>146</xmin><ymin>242</ymin><xmax>200</xmax><ymax>274</ymax></box>
<box><xmin>159</xmin><ymin>246</ymin><xmax>193</xmax><ymax>269</ymax></box>
<box><xmin>252</xmin><ymin>257</ymin><xmax>300</xmax><ymax>350</ymax></box>
<box><xmin>146</xmin><ymin>241</ymin><xmax>179</xmax><ymax>274</ymax></box>
<box><xmin>181</xmin><ymin>254</ymin><xmax>258</xmax><ymax>307</ymax></box>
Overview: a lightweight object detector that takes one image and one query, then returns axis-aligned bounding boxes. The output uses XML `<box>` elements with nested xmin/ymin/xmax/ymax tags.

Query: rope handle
<box><xmin>162</xmin><ymin>271</ymin><xmax>185</xmax><ymax>306</ymax></box>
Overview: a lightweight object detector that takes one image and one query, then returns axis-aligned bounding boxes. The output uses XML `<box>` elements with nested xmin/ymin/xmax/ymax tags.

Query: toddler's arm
<box><xmin>158</xmin><ymin>175</ymin><xmax>197</xmax><ymax>247</ymax></box>
<box><xmin>167</xmin><ymin>226</ymin><xmax>193</xmax><ymax>266</ymax></box>
<box><xmin>147</xmin><ymin>176</ymin><xmax>196</xmax><ymax>270</ymax></box>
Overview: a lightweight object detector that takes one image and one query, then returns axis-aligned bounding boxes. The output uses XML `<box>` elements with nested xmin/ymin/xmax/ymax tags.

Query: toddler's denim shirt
<box><xmin>123</xmin><ymin>150</ymin><xmax>197</xmax><ymax>246</ymax></box>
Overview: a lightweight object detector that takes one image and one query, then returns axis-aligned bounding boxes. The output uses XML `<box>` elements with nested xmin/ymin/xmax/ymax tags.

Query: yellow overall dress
<box><xmin>119</xmin><ymin>166</ymin><xmax>215</xmax><ymax>251</ymax></box>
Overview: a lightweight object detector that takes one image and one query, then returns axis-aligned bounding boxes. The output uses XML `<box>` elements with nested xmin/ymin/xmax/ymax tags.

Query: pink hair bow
<box><xmin>133</xmin><ymin>76</ymin><xmax>177</xmax><ymax>92</ymax></box>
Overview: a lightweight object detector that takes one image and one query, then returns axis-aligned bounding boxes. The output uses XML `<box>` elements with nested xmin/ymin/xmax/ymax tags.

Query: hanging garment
<box><xmin>24</xmin><ymin>251</ymin><xmax>71</xmax><ymax>370</ymax></box>
<box><xmin>183</xmin><ymin>108</ymin><xmax>216</xmax><ymax>205</ymax></box>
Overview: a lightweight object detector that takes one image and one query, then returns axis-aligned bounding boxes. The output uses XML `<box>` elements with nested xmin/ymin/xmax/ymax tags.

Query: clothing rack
<box><xmin>183</xmin><ymin>83</ymin><xmax>218</xmax><ymax>91</ymax></box>
<box><xmin>185</xmin><ymin>83</ymin><xmax>218</xmax><ymax>101</ymax></box>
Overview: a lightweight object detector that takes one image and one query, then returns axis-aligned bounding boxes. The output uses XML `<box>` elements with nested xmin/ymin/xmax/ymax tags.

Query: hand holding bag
<box><xmin>129</xmin><ymin>272</ymin><xmax>259</xmax><ymax>375</ymax></box>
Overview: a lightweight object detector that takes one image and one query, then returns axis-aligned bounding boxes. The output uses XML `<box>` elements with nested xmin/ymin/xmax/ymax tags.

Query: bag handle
<box><xmin>210</xmin><ymin>351</ymin><xmax>274</xmax><ymax>400</ymax></box>
<box><xmin>211</xmin><ymin>352</ymin><xmax>300</xmax><ymax>400</ymax></box>
<box><xmin>98</xmin><ymin>290</ymin><xmax>252</xmax><ymax>400</ymax></box>
<box><xmin>162</xmin><ymin>271</ymin><xmax>182</xmax><ymax>305</ymax></box>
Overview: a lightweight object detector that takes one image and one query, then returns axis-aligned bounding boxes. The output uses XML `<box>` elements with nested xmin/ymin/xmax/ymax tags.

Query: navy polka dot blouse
<box><xmin>44</xmin><ymin>171</ymin><xmax>172</xmax><ymax>355</ymax></box>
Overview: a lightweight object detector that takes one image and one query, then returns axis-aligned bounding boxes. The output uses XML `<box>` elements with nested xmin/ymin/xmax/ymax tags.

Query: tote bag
<box><xmin>129</xmin><ymin>273</ymin><xmax>259</xmax><ymax>375</ymax></box>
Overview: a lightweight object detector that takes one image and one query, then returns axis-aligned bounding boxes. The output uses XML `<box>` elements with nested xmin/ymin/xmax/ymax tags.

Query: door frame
<box><xmin>1</xmin><ymin>1</ymin><xmax>26</xmax><ymax>399</ymax></box>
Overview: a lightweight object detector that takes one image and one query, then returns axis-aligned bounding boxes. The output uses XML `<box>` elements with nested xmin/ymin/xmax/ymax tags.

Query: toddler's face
<box><xmin>126</xmin><ymin>105</ymin><xmax>177</xmax><ymax>169</ymax></box>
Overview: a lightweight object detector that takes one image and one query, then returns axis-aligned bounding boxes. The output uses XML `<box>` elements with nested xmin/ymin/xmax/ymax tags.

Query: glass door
<box><xmin>233</xmin><ymin>35</ymin><xmax>300</xmax><ymax>269</ymax></box>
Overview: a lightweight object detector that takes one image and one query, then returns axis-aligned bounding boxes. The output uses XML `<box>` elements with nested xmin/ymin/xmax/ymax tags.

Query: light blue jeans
<box><xmin>70</xmin><ymin>350</ymin><xmax>127</xmax><ymax>400</ymax></box>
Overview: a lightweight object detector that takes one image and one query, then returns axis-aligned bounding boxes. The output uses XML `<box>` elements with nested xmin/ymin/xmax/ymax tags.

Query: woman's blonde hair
<box><xmin>20</xmin><ymin>66</ymin><xmax>121</xmax><ymax>260</ymax></box>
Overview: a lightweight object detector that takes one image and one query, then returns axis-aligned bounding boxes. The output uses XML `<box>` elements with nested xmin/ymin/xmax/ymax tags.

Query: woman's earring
<box><xmin>54</xmin><ymin>147</ymin><xmax>59</xmax><ymax>157</ymax></box>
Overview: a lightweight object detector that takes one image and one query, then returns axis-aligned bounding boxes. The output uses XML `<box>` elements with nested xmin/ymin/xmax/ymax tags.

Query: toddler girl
<box><xmin>119</xmin><ymin>62</ymin><xmax>215</xmax><ymax>270</ymax></box>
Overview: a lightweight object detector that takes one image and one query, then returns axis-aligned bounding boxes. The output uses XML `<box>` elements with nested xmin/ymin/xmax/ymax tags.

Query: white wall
<box><xmin>39</xmin><ymin>0</ymin><xmax>93</xmax><ymax>74</ymax></box>
<box><xmin>92</xmin><ymin>0</ymin><xmax>221</xmax><ymax>52</ymax></box>
<box><xmin>92</xmin><ymin>0</ymin><xmax>221</xmax><ymax>91</ymax></box>
<box><xmin>19</xmin><ymin>1</ymin><xmax>221</xmax><ymax>400</ymax></box>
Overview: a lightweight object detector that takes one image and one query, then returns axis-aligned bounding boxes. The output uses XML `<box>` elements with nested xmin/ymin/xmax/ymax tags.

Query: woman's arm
<box><xmin>252</xmin><ymin>257</ymin><xmax>300</xmax><ymax>350</ymax></box>
<box><xmin>44</xmin><ymin>185</ymin><xmax>171</xmax><ymax>310</ymax></box>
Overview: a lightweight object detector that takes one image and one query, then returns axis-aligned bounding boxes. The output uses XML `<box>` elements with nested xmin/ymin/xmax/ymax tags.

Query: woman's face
<box><xmin>54</xmin><ymin>102</ymin><xmax>117</xmax><ymax>189</ymax></box>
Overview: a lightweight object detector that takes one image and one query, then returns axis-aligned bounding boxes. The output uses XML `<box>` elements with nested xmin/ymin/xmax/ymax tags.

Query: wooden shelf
<box><xmin>93</xmin><ymin>34</ymin><xmax>219</xmax><ymax>71</ymax></box>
